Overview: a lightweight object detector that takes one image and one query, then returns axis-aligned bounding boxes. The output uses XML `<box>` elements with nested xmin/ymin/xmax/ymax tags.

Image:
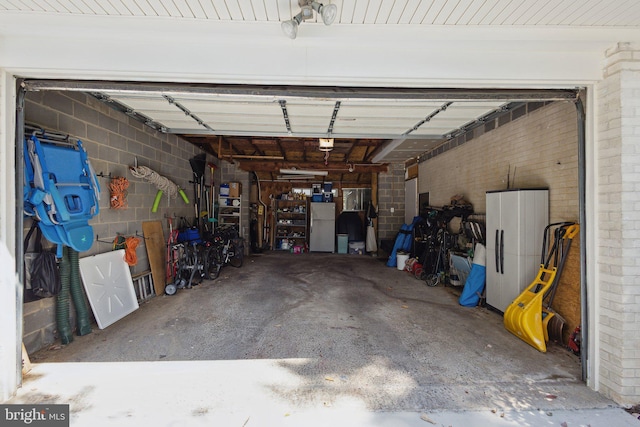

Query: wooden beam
<box><xmin>222</xmin><ymin>155</ymin><xmax>285</xmax><ymax>160</ymax></box>
<box><xmin>234</xmin><ymin>160</ymin><xmax>388</xmax><ymax>173</ymax></box>
<box><xmin>345</xmin><ymin>140</ymin><xmax>358</xmax><ymax>162</ymax></box>
<box><xmin>276</xmin><ymin>140</ymin><xmax>286</xmax><ymax>161</ymax></box>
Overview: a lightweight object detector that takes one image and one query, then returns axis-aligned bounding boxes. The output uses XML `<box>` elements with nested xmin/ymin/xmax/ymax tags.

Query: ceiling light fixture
<box><xmin>280</xmin><ymin>168</ymin><xmax>329</xmax><ymax>176</ymax></box>
<box><xmin>318</xmin><ymin>137</ymin><xmax>334</xmax><ymax>151</ymax></box>
<box><xmin>281</xmin><ymin>1</ymin><xmax>338</xmax><ymax>39</ymax></box>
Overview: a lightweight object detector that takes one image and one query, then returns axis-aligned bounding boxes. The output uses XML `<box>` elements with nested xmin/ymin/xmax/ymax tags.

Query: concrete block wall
<box><xmin>377</xmin><ymin>163</ymin><xmax>406</xmax><ymax>241</ymax></box>
<box><xmin>418</xmin><ymin>101</ymin><xmax>579</xmax><ymax>224</ymax></box>
<box><xmin>22</xmin><ymin>90</ymin><xmax>208</xmax><ymax>354</ymax></box>
<box><xmin>595</xmin><ymin>42</ymin><xmax>640</xmax><ymax>405</ymax></box>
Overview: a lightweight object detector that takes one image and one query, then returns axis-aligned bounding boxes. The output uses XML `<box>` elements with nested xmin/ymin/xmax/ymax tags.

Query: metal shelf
<box><xmin>274</xmin><ymin>199</ymin><xmax>308</xmax><ymax>251</ymax></box>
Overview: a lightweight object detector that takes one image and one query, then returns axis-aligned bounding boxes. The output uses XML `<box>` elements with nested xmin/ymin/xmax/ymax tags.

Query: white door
<box><xmin>499</xmin><ymin>191</ymin><xmax>520</xmax><ymax>311</ymax></box>
<box><xmin>485</xmin><ymin>191</ymin><xmax>503</xmax><ymax>310</ymax></box>
<box><xmin>404</xmin><ymin>178</ymin><xmax>418</xmax><ymax>225</ymax></box>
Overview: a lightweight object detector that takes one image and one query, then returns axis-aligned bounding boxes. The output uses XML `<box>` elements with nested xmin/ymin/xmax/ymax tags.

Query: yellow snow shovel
<box><xmin>504</xmin><ymin>223</ymin><xmax>579</xmax><ymax>352</ymax></box>
<box><xmin>504</xmin><ymin>265</ymin><xmax>557</xmax><ymax>352</ymax></box>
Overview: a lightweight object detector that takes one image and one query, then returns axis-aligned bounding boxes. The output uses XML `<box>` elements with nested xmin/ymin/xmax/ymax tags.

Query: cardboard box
<box><xmin>228</xmin><ymin>182</ymin><xmax>242</xmax><ymax>197</ymax></box>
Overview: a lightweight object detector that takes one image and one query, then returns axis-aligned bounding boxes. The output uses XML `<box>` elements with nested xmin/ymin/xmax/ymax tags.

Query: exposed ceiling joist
<box><xmin>236</xmin><ymin>161</ymin><xmax>388</xmax><ymax>173</ymax></box>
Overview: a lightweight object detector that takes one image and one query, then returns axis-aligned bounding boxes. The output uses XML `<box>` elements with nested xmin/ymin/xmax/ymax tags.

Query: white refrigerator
<box><xmin>310</xmin><ymin>202</ymin><xmax>335</xmax><ymax>252</ymax></box>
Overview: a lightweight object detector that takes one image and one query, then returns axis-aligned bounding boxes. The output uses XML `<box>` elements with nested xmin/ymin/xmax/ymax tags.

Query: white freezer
<box><xmin>310</xmin><ymin>202</ymin><xmax>335</xmax><ymax>252</ymax></box>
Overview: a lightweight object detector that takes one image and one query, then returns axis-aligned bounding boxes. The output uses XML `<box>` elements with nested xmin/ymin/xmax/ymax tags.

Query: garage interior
<box><xmin>13</xmin><ymin>78</ymin><xmax>607</xmax><ymax>422</ymax></box>
<box><xmin>4</xmin><ymin>0</ymin><xmax>640</xmax><ymax>424</ymax></box>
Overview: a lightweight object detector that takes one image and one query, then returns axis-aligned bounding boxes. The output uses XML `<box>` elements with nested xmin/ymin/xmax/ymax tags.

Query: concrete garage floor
<box><xmin>12</xmin><ymin>252</ymin><xmax>638</xmax><ymax>426</ymax></box>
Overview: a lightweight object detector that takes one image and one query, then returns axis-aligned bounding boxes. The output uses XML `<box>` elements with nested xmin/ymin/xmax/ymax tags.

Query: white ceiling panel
<box><xmin>175</xmin><ymin>99</ymin><xmax>283</xmax><ymax>116</ymax></box>
<box><xmin>212</xmin><ymin>123</ymin><xmax>286</xmax><ymax>133</ymax></box>
<box><xmin>2</xmin><ymin>0</ymin><xmax>640</xmax><ymax>26</ymax></box>
<box><xmin>103</xmin><ymin>88</ymin><xmax>515</xmax><ymax>145</ymax></box>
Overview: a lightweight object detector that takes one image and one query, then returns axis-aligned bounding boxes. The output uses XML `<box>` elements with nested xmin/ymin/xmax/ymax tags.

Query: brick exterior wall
<box><xmin>417</xmin><ymin>101</ymin><xmax>579</xmax><ymax>224</ymax></box>
<box><xmin>595</xmin><ymin>42</ymin><xmax>640</xmax><ymax>405</ymax></box>
<box><xmin>22</xmin><ymin>90</ymin><xmax>214</xmax><ymax>354</ymax></box>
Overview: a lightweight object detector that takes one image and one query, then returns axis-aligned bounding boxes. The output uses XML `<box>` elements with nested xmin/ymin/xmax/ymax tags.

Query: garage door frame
<box><xmin>6</xmin><ymin>78</ymin><xmax>592</xmax><ymax>398</ymax></box>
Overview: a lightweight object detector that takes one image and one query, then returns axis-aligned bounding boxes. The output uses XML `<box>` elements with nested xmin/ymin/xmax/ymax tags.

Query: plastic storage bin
<box><xmin>349</xmin><ymin>241</ymin><xmax>365</xmax><ymax>255</ymax></box>
<box><xmin>337</xmin><ymin>234</ymin><xmax>349</xmax><ymax>254</ymax></box>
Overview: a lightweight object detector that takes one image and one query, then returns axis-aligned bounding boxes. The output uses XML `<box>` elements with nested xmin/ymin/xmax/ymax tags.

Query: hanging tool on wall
<box><xmin>207</xmin><ymin>162</ymin><xmax>217</xmax><ymax>230</ymax></box>
<box><xmin>189</xmin><ymin>154</ymin><xmax>207</xmax><ymax>233</ymax></box>
<box><xmin>129</xmin><ymin>165</ymin><xmax>189</xmax><ymax>212</ymax></box>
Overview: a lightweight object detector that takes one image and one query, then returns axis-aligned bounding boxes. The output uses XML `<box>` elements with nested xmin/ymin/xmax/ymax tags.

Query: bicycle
<box><xmin>204</xmin><ymin>225</ymin><xmax>244</xmax><ymax>280</ymax></box>
<box><xmin>165</xmin><ymin>240</ymin><xmax>208</xmax><ymax>295</ymax></box>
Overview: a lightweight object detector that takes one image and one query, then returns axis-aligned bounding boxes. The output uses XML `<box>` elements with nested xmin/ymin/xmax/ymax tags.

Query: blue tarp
<box><xmin>387</xmin><ymin>216</ymin><xmax>422</xmax><ymax>267</ymax></box>
<box><xmin>458</xmin><ymin>264</ymin><xmax>486</xmax><ymax>307</ymax></box>
<box><xmin>459</xmin><ymin>243</ymin><xmax>487</xmax><ymax>307</ymax></box>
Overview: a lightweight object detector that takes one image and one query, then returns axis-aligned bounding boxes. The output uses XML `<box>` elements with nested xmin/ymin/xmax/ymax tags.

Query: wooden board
<box><xmin>552</xmin><ymin>238</ymin><xmax>581</xmax><ymax>345</ymax></box>
<box><xmin>142</xmin><ymin>221</ymin><xmax>166</xmax><ymax>296</ymax></box>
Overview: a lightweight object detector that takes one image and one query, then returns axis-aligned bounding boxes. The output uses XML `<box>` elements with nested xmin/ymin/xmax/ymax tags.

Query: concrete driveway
<box><xmin>10</xmin><ymin>252</ymin><xmax>637</xmax><ymax>426</ymax></box>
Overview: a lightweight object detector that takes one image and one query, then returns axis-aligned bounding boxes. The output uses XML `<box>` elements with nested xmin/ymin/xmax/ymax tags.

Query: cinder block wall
<box><xmin>418</xmin><ymin>101</ymin><xmax>579</xmax><ymax>224</ymax></box>
<box><xmin>22</xmin><ymin>90</ymin><xmax>210</xmax><ymax>354</ymax></box>
<box><xmin>595</xmin><ymin>43</ymin><xmax>640</xmax><ymax>405</ymax></box>
<box><xmin>377</xmin><ymin>163</ymin><xmax>406</xmax><ymax>242</ymax></box>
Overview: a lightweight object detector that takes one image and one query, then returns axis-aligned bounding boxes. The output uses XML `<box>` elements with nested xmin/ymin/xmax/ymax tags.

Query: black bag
<box><xmin>24</xmin><ymin>222</ymin><xmax>60</xmax><ymax>299</ymax></box>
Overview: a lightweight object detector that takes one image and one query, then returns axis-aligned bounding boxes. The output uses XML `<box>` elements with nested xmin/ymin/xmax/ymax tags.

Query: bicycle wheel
<box><xmin>228</xmin><ymin>241</ymin><xmax>243</xmax><ymax>268</ymax></box>
<box><xmin>204</xmin><ymin>246</ymin><xmax>223</xmax><ymax>280</ymax></box>
<box><xmin>424</xmin><ymin>273</ymin><xmax>439</xmax><ymax>287</ymax></box>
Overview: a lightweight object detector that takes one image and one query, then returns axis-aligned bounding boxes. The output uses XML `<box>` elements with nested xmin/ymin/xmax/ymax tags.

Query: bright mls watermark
<box><xmin>0</xmin><ymin>405</ymin><xmax>69</xmax><ymax>426</ymax></box>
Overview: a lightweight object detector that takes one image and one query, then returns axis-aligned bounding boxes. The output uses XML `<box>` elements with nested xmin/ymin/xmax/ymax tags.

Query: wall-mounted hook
<box><xmin>96</xmin><ymin>172</ymin><xmax>113</xmax><ymax>179</ymax></box>
<box><xmin>96</xmin><ymin>235</ymin><xmax>115</xmax><ymax>244</ymax></box>
<box><xmin>135</xmin><ymin>230</ymin><xmax>149</xmax><ymax>240</ymax></box>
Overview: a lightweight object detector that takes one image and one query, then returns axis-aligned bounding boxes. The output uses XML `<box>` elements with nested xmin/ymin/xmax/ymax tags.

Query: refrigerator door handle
<box><xmin>500</xmin><ymin>229</ymin><xmax>505</xmax><ymax>274</ymax></box>
<box><xmin>495</xmin><ymin>229</ymin><xmax>500</xmax><ymax>273</ymax></box>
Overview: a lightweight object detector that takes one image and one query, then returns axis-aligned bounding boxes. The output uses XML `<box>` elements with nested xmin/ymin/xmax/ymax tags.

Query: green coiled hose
<box><xmin>68</xmin><ymin>248</ymin><xmax>92</xmax><ymax>336</ymax></box>
<box><xmin>56</xmin><ymin>246</ymin><xmax>73</xmax><ymax>344</ymax></box>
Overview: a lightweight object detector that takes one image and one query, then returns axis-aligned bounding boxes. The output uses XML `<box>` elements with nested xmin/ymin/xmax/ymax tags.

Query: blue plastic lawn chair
<box><xmin>24</xmin><ymin>133</ymin><xmax>100</xmax><ymax>253</ymax></box>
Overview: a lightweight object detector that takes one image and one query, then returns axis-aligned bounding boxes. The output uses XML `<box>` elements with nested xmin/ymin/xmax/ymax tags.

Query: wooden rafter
<box><xmin>344</xmin><ymin>140</ymin><xmax>359</xmax><ymax>162</ymax></box>
<box><xmin>235</xmin><ymin>160</ymin><xmax>388</xmax><ymax>173</ymax></box>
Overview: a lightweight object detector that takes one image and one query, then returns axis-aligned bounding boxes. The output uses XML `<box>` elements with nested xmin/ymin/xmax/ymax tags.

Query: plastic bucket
<box><xmin>396</xmin><ymin>252</ymin><xmax>409</xmax><ymax>271</ymax></box>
